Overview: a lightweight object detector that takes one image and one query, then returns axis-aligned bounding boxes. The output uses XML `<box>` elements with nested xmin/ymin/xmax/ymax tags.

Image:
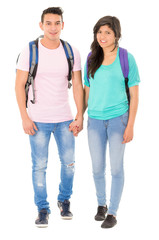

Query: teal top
<box><xmin>84</xmin><ymin>48</ymin><xmax>140</xmax><ymax>120</ymax></box>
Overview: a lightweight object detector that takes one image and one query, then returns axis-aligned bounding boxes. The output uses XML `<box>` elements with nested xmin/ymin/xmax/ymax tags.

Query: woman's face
<box><xmin>96</xmin><ymin>25</ymin><xmax>116</xmax><ymax>49</ymax></box>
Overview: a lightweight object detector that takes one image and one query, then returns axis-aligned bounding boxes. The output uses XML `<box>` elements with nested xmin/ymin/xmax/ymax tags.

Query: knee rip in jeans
<box><xmin>67</xmin><ymin>162</ymin><xmax>74</xmax><ymax>168</ymax></box>
<box><xmin>37</xmin><ymin>183</ymin><xmax>44</xmax><ymax>187</ymax></box>
<box><xmin>66</xmin><ymin>162</ymin><xmax>75</xmax><ymax>172</ymax></box>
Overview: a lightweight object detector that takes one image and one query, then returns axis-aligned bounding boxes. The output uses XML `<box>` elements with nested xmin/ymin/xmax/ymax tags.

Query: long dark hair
<box><xmin>88</xmin><ymin>16</ymin><xmax>121</xmax><ymax>79</ymax></box>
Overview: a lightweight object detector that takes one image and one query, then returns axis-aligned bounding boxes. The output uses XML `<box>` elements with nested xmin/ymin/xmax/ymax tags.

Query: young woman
<box><xmin>84</xmin><ymin>16</ymin><xmax>140</xmax><ymax>228</ymax></box>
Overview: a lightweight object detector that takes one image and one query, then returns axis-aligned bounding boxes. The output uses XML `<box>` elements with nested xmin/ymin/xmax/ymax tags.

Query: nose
<box><xmin>100</xmin><ymin>32</ymin><xmax>107</xmax><ymax>39</ymax></box>
<box><xmin>50</xmin><ymin>24</ymin><xmax>57</xmax><ymax>32</ymax></box>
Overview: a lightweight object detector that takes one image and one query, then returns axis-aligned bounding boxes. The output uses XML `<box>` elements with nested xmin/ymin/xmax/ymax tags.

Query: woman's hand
<box><xmin>69</xmin><ymin>115</ymin><xmax>83</xmax><ymax>137</ymax></box>
<box><xmin>122</xmin><ymin>126</ymin><xmax>133</xmax><ymax>144</ymax></box>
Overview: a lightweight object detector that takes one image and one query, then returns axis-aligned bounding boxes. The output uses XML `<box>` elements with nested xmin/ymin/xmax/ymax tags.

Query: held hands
<box><xmin>22</xmin><ymin>117</ymin><xmax>38</xmax><ymax>135</ymax></box>
<box><xmin>122</xmin><ymin>126</ymin><xmax>133</xmax><ymax>144</ymax></box>
<box><xmin>69</xmin><ymin>115</ymin><xmax>83</xmax><ymax>137</ymax></box>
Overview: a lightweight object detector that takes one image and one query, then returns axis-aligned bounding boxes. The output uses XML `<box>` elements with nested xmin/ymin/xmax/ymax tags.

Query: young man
<box><xmin>15</xmin><ymin>7</ymin><xmax>83</xmax><ymax>228</ymax></box>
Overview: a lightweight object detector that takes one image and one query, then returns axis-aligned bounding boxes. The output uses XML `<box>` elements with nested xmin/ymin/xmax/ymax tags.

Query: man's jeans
<box><xmin>29</xmin><ymin>120</ymin><xmax>75</xmax><ymax>213</ymax></box>
<box><xmin>87</xmin><ymin>111</ymin><xmax>129</xmax><ymax>216</ymax></box>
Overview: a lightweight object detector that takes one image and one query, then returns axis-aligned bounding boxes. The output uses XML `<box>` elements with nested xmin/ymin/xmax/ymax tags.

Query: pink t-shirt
<box><xmin>17</xmin><ymin>39</ymin><xmax>81</xmax><ymax>123</ymax></box>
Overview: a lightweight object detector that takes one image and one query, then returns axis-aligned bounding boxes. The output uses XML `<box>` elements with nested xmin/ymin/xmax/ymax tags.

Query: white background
<box><xmin>1</xmin><ymin>0</ymin><xmax>159</xmax><ymax>239</ymax></box>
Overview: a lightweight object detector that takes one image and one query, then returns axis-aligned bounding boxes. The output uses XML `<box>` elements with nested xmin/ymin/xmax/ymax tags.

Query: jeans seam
<box><xmin>104</xmin><ymin>120</ymin><xmax>108</xmax><ymax>128</ymax></box>
<box><xmin>52</xmin><ymin>126</ymin><xmax>57</xmax><ymax>133</ymax></box>
<box><xmin>120</xmin><ymin>116</ymin><xmax>128</xmax><ymax>127</ymax></box>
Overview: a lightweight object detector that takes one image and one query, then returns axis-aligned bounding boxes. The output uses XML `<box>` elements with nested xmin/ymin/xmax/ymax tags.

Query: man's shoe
<box><xmin>95</xmin><ymin>206</ymin><xmax>108</xmax><ymax>221</ymax></box>
<box><xmin>57</xmin><ymin>200</ymin><xmax>73</xmax><ymax>220</ymax></box>
<box><xmin>101</xmin><ymin>214</ymin><xmax>117</xmax><ymax>228</ymax></box>
<box><xmin>35</xmin><ymin>209</ymin><xmax>49</xmax><ymax>228</ymax></box>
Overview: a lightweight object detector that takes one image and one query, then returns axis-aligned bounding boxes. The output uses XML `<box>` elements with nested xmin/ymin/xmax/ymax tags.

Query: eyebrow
<box><xmin>45</xmin><ymin>21</ymin><xmax>61</xmax><ymax>23</ymax></box>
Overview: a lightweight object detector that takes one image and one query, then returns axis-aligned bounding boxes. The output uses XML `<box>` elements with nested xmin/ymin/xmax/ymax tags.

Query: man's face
<box><xmin>40</xmin><ymin>14</ymin><xmax>64</xmax><ymax>42</ymax></box>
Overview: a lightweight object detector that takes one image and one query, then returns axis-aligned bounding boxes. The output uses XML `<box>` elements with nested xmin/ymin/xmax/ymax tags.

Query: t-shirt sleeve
<box><xmin>16</xmin><ymin>45</ymin><xmax>29</xmax><ymax>72</ymax></box>
<box><xmin>128</xmin><ymin>52</ymin><xmax>140</xmax><ymax>88</ymax></box>
<box><xmin>72</xmin><ymin>46</ymin><xmax>81</xmax><ymax>72</ymax></box>
<box><xmin>84</xmin><ymin>61</ymin><xmax>90</xmax><ymax>87</ymax></box>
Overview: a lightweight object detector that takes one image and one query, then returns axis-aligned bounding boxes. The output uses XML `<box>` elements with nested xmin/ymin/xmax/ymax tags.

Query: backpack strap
<box><xmin>25</xmin><ymin>37</ymin><xmax>38</xmax><ymax>107</ymax></box>
<box><xmin>119</xmin><ymin>47</ymin><xmax>130</xmax><ymax>104</ymax></box>
<box><xmin>60</xmin><ymin>39</ymin><xmax>74</xmax><ymax>88</ymax></box>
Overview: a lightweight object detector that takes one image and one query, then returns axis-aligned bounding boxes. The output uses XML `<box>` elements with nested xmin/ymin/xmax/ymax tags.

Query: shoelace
<box><xmin>62</xmin><ymin>200</ymin><xmax>70</xmax><ymax>213</ymax></box>
<box><xmin>106</xmin><ymin>215</ymin><xmax>115</xmax><ymax>221</ymax></box>
<box><xmin>98</xmin><ymin>206</ymin><xmax>106</xmax><ymax>215</ymax></box>
<box><xmin>39</xmin><ymin>210</ymin><xmax>48</xmax><ymax>221</ymax></box>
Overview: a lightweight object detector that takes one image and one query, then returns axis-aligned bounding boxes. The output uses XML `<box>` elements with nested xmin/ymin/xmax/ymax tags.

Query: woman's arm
<box><xmin>122</xmin><ymin>85</ymin><xmax>139</xmax><ymax>144</ymax></box>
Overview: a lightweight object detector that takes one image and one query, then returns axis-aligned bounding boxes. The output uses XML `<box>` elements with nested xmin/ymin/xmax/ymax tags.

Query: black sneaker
<box><xmin>35</xmin><ymin>209</ymin><xmax>49</xmax><ymax>228</ymax></box>
<box><xmin>57</xmin><ymin>200</ymin><xmax>73</xmax><ymax>220</ymax></box>
<box><xmin>95</xmin><ymin>206</ymin><xmax>108</xmax><ymax>221</ymax></box>
<box><xmin>101</xmin><ymin>215</ymin><xmax>117</xmax><ymax>228</ymax></box>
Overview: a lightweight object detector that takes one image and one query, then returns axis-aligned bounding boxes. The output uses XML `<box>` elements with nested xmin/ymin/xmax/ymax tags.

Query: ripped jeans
<box><xmin>29</xmin><ymin>120</ymin><xmax>75</xmax><ymax>213</ymax></box>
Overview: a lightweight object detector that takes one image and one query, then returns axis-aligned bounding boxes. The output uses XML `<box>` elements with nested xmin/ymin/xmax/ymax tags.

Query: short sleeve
<box><xmin>128</xmin><ymin>52</ymin><xmax>140</xmax><ymax>88</ymax></box>
<box><xmin>16</xmin><ymin>45</ymin><xmax>29</xmax><ymax>72</ymax></box>
<box><xmin>84</xmin><ymin>62</ymin><xmax>90</xmax><ymax>87</ymax></box>
<box><xmin>72</xmin><ymin>46</ymin><xmax>81</xmax><ymax>72</ymax></box>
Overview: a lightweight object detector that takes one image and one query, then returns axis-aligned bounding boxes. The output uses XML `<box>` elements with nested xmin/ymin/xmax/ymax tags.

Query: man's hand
<box><xmin>22</xmin><ymin>118</ymin><xmax>38</xmax><ymax>135</ymax></box>
<box><xmin>69</xmin><ymin>115</ymin><xmax>83</xmax><ymax>137</ymax></box>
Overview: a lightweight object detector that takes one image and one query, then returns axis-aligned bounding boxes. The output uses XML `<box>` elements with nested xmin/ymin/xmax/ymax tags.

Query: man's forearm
<box><xmin>73</xmin><ymin>85</ymin><xmax>84</xmax><ymax>118</ymax></box>
<box><xmin>15</xmin><ymin>85</ymin><xmax>29</xmax><ymax>121</ymax></box>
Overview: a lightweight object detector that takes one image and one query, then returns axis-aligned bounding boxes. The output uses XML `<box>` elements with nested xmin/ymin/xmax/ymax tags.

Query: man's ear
<box><xmin>61</xmin><ymin>22</ymin><xmax>64</xmax><ymax>30</ymax></box>
<box><xmin>39</xmin><ymin>22</ymin><xmax>43</xmax><ymax>31</ymax></box>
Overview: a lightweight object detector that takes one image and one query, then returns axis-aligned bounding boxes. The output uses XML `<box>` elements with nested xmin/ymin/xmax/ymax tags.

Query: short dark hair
<box><xmin>41</xmin><ymin>7</ymin><xmax>64</xmax><ymax>23</ymax></box>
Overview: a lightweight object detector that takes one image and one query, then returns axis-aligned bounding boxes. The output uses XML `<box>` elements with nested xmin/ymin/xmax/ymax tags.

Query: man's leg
<box><xmin>53</xmin><ymin>120</ymin><xmax>75</xmax><ymax>219</ymax></box>
<box><xmin>29</xmin><ymin>122</ymin><xmax>51</xmax><ymax>214</ymax></box>
<box><xmin>54</xmin><ymin>120</ymin><xmax>75</xmax><ymax>202</ymax></box>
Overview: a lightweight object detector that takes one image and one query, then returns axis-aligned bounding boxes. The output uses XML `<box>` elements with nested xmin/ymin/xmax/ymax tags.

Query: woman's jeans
<box><xmin>29</xmin><ymin>120</ymin><xmax>75</xmax><ymax>213</ymax></box>
<box><xmin>87</xmin><ymin>111</ymin><xmax>129</xmax><ymax>216</ymax></box>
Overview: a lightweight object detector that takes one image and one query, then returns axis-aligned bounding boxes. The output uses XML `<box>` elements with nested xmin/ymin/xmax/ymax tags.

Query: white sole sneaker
<box><xmin>35</xmin><ymin>224</ymin><xmax>48</xmax><ymax>228</ymax></box>
<box><xmin>61</xmin><ymin>216</ymin><xmax>73</xmax><ymax>220</ymax></box>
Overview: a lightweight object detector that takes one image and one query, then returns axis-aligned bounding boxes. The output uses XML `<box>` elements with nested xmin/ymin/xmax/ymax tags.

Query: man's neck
<box><xmin>40</xmin><ymin>37</ymin><xmax>60</xmax><ymax>49</ymax></box>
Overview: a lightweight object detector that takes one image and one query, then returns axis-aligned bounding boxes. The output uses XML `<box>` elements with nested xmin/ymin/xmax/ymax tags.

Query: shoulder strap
<box><xmin>119</xmin><ymin>47</ymin><xmax>129</xmax><ymax>78</ymax></box>
<box><xmin>119</xmin><ymin>47</ymin><xmax>130</xmax><ymax>104</ymax></box>
<box><xmin>25</xmin><ymin>37</ymin><xmax>39</xmax><ymax>107</ymax></box>
<box><xmin>60</xmin><ymin>39</ymin><xmax>74</xmax><ymax>88</ymax></box>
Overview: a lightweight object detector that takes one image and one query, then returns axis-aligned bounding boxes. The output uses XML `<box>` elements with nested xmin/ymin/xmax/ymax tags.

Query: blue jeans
<box><xmin>87</xmin><ymin>111</ymin><xmax>129</xmax><ymax>216</ymax></box>
<box><xmin>29</xmin><ymin>120</ymin><xmax>75</xmax><ymax>213</ymax></box>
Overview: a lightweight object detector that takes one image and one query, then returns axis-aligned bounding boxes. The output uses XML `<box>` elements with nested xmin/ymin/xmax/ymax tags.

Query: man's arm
<box><xmin>122</xmin><ymin>85</ymin><xmax>139</xmax><ymax>144</ymax></box>
<box><xmin>69</xmin><ymin>70</ymin><xmax>83</xmax><ymax>136</ymax></box>
<box><xmin>15</xmin><ymin>70</ymin><xmax>38</xmax><ymax>135</ymax></box>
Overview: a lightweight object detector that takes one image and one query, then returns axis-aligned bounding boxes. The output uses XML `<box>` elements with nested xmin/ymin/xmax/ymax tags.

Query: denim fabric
<box><xmin>29</xmin><ymin>120</ymin><xmax>75</xmax><ymax>213</ymax></box>
<box><xmin>87</xmin><ymin>111</ymin><xmax>128</xmax><ymax>216</ymax></box>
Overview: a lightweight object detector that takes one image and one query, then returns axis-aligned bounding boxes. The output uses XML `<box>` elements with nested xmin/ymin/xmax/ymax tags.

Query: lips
<box><xmin>100</xmin><ymin>40</ymin><xmax>106</xmax><ymax>43</ymax></box>
<box><xmin>49</xmin><ymin>32</ymin><xmax>58</xmax><ymax>36</ymax></box>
